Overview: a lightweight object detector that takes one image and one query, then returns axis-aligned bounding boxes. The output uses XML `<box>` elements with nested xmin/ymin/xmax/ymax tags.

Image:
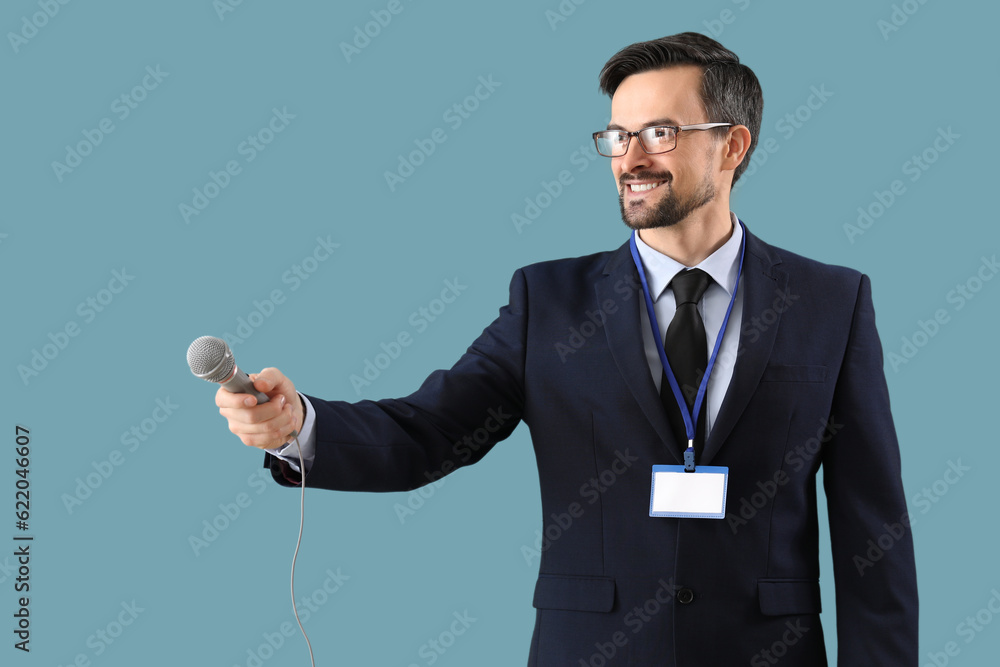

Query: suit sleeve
<box><xmin>822</xmin><ymin>273</ymin><xmax>918</xmax><ymax>666</ymax></box>
<box><xmin>265</xmin><ymin>268</ymin><xmax>528</xmax><ymax>492</ymax></box>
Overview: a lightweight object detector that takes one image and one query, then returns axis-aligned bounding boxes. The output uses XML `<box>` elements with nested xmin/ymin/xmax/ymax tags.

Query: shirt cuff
<box><xmin>264</xmin><ymin>392</ymin><xmax>317</xmax><ymax>475</ymax></box>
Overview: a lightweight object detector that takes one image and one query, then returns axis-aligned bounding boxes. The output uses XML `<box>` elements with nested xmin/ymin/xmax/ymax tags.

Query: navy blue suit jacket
<box><xmin>265</xmin><ymin>223</ymin><xmax>918</xmax><ymax>666</ymax></box>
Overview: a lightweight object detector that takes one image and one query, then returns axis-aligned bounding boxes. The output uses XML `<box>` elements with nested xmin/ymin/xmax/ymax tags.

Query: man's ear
<box><xmin>720</xmin><ymin>125</ymin><xmax>752</xmax><ymax>173</ymax></box>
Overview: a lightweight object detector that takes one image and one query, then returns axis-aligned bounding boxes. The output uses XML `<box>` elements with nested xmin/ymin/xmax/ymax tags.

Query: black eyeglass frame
<box><xmin>592</xmin><ymin>122</ymin><xmax>734</xmax><ymax>157</ymax></box>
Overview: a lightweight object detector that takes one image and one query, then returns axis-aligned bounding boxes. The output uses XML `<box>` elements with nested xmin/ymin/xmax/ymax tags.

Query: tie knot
<box><xmin>670</xmin><ymin>268</ymin><xmax>711</xmax><ymax>305</ymax></box>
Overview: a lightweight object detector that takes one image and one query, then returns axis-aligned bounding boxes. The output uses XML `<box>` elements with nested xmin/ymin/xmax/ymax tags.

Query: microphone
<box><xmin>186</xmin><ymin>335</ymin><xmax>314</xmax><ymax>666</ymax></box>
<box><xmin>186</xmin><ymin>335</ymin><xmax>270</xmax><ymax>404</ymax></box>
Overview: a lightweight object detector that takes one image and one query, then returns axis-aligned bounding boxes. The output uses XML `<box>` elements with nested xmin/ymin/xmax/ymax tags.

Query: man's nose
<box><xmin>618</xmin><ymin>135</ymin><xmax>653</xmax><ymax>174</ymax></box>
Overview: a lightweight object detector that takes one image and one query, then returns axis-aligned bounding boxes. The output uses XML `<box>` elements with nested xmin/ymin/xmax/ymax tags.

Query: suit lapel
<box><xmin>701</xmin><ymin>226</ymin><xmax>786</xmax><ymax>464</ymax></box>
<box><xmin>597</xmin><ymin>241</ymin><xmax>682</xmax><ymax>464</ymax></box>
<box><xmin>596</xmin><ymin>223</ymin><xmax>785</xmax><ymax>467</ymax></box>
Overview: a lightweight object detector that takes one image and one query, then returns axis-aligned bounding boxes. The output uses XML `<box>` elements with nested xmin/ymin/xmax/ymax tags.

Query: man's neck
<box><xmin>637</xmin><ymin>212</ymin><xmax>734</xmax><ymax>267</ymax></box>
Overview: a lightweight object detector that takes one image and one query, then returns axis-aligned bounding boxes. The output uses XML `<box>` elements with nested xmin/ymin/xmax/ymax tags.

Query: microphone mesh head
<box><xmin>187</xmin><ymin>336</ymin><xmax>234</xmax><ymax>382</ymax></box>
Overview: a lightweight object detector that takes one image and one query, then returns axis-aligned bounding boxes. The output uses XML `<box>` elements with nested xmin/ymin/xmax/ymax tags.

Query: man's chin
<box><xmin>620</xmin><ymin>204</ymin><xmax>682</xmax><ymax>231</ymax></box>
<box><xmin>620</xmin><ymin>197</ymin><xmax>665</xmax><ymax>230</ymax></box>
<box><xmin>619</xmin><ymin>186</ymin><xmax>716</xmax><ymax>232</ymax></box>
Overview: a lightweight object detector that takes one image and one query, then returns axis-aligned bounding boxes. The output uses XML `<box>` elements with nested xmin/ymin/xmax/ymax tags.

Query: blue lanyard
<box><xmin>628</xmin><ymin>220</ymin><xmax>746</xmax><ymax>469</ymax></box>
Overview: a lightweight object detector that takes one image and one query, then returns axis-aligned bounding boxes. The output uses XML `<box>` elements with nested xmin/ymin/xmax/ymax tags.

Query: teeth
<box><xmin>629</xmin><ymin>182</ymin><xmax>663</xmax><ymax>192</ymax></box>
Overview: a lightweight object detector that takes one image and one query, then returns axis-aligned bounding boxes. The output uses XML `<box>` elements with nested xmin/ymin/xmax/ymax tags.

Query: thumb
<box><xmin>253</xmin><ymin>367</ymin><xmax>293</xmax><ymax>399</ymax></box>
<box><xmin>251</xmin><ymin>372</ymin><xmax>276</xmax><ymax>394</ymax></box>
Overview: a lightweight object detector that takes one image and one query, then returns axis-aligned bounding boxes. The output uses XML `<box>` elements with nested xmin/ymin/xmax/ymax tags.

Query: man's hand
<box><xmin>215</xmin><ymin>367</ymin><xmax>304</xmax><ymax>450</ymax></box>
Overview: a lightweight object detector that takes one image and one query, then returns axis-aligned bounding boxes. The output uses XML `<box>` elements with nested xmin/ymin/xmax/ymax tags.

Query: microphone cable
<box><xmin>286</xmin><ymin>430</ymin><xmax>316</xmax><ymax>667</ymax></box>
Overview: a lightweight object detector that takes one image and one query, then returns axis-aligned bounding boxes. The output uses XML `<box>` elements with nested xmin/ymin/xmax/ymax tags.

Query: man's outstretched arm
<box><xmin>215</xmin><ymin>268</ymin><xmax>530</xmax><ymax>493</ymax></box>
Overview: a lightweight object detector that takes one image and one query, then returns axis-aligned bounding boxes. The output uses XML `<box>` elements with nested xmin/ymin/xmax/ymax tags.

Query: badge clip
<box><xmin>683</xmin><ymin>444</ymin><xmax>696</xmax><ymax>472</ymax></box>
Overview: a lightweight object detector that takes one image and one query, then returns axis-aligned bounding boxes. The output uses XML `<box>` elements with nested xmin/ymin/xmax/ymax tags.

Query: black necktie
<box><xmin>660</xmin><ymin>268</ymin><xmax>711</xmax><ymax>456</ymax></box>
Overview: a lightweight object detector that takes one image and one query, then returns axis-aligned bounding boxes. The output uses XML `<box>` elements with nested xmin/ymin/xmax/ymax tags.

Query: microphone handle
<box><xmin>221</xmin><ymin>363</ymin><xmax>297</xmax><ymax>443</ymax></box>
<box><xmin>221</xmin><ymin>364</ymin><xmax>271</xmax><ymax>404</ymax></box>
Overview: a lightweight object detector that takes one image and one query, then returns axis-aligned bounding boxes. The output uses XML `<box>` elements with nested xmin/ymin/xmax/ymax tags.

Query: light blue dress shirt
<box><xmin>634</xmin><ymin>212</ymin><xmax>744</xmax><ymax>439</ymax></box>
<box><xmin>270</xmin><ymin>212</ymin><xmax>745</xmax><ymax>473</ymax></box>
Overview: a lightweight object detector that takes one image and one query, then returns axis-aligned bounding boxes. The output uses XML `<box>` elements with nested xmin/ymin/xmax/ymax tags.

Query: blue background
<box><xmin>3</xmin><ymin>0</ymin><xmax>997</xmax><ymax>665</ymax></box>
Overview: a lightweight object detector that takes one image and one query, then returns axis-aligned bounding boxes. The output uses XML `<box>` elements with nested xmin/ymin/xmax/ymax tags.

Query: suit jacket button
<box><xmin>677</xmin><ymin>588</ymin><xmax>694</xmax><ymax>604</ymax></box>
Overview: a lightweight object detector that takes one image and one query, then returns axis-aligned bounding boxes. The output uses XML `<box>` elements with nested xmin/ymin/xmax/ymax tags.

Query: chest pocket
<box><xmin>760</xmin><ymin>364</ymin><xmax>827</xmax><ymax>383</ymax></box>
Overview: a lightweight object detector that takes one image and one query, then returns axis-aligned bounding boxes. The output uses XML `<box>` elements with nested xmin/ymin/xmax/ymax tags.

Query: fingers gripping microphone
<box><xmin>186</xmin><ymin>335</ymin><xmax>271</xmax><ymax>405</ymax></box>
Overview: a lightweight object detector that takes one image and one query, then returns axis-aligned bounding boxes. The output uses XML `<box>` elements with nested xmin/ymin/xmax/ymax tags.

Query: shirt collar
<box><xmin>634</xmin><ymin>211</ymin><xmax>743</xmax><ymax>302</ymax></box>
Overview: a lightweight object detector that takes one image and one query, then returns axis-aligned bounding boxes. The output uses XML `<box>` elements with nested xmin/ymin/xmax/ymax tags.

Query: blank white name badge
<box><xmin>649</xmin><ymin>465</ymin><xmax>729</xmax><ymax>519</ymax></box>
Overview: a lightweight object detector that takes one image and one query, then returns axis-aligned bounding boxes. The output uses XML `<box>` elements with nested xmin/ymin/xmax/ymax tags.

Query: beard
<box><xmin>618</xmin><ymin>170</ymin><xmax>717</xmax><ymax>231</ymax></box>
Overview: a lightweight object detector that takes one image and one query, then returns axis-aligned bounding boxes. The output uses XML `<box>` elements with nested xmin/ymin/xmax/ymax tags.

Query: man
<box><xmin>215</xmin><ymin>32</ymin><xmax>917</xmax><ymax>665</ymax></box>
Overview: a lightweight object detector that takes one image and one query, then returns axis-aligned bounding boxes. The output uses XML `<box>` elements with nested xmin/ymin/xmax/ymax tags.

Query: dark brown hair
<box><xmin>598</xmin><ymin>32</ymin><xmax>763</xmax><ymax>186</ymax></box>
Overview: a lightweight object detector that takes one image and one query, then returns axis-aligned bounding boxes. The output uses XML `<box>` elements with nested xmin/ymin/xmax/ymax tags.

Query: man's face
<box><xmin>608</xmin><ymin>65</ymin><xmax>724</xmax><ymax>230</ymax></box>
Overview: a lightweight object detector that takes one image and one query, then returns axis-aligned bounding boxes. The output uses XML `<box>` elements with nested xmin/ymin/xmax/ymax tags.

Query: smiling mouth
<box><xmin>624</xmin><ymin>179</ymin><xmax>669</xmax><ymax>195</ymax></box>
<box><xmin>628</xmin><ymin>181</ymin><xmax>666</xmax><ymax>192</ymax></box>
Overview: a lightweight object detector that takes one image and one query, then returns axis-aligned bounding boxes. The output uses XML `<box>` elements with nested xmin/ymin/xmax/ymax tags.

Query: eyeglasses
<box><xmin>592</xmin><ymin>123</ymin><xmax>733</xmax><ymax>157</ymax></box>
